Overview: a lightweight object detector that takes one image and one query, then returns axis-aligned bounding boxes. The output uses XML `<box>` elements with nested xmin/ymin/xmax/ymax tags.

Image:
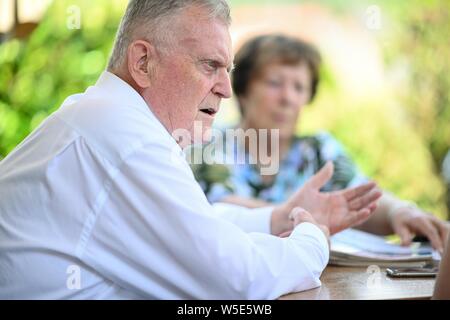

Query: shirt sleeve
<box><xmin>316</xmin><ymin>131</ymin><xmax>369</xmax><ymax>191</ymax></box>
<box><xmin>212</xmin><ymin>202</ymin><xmax>273</xmax><ymax>234</ymax></box>
<box><xmin>77</xmin><ymin>140</ymin><xmax>329</xmax><ymax>299</ymax></box>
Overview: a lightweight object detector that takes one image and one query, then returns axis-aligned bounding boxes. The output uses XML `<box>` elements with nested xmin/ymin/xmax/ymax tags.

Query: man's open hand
<box><xmin>272</xmin><ymin>162</ymin><xmax>382</xmax><ymax>236</ymax></box>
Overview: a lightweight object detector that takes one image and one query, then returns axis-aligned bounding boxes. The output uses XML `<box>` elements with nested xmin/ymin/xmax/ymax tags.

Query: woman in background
<box><xmin>192</xmin><ymin>34</ymin><xmax>449</xmax><ymax>250</ymax></box>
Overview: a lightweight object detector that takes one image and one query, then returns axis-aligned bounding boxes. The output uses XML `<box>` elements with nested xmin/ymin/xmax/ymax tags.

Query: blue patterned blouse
<box><xmin>190</xmin><ymin>131</ymin><xmax>368</xmax><ymax>204</ymax></box>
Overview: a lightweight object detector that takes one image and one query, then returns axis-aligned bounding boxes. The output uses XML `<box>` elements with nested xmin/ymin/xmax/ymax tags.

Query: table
<box><xmin>280</xmin><ymin>266</ymin><xmax>436</xmax><ymax>300</ymax></box>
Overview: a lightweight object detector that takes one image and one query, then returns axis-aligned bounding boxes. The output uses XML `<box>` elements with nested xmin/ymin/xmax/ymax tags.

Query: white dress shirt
<box><xmin>0</xmin><ymin>71</ymin><xmax>329</xmax><ymax>299</ymax></box>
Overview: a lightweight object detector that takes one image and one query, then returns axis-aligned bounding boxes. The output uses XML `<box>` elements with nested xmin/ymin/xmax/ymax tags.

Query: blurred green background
<box><xmin>0</xmin><ymin>0</ymin><xmax>449</xmax><ymax>218</ymax></box>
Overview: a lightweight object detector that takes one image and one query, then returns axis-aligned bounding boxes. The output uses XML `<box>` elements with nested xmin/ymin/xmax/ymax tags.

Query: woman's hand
<box><xmin>391</xmin><ymin>206</ymin><xmax>450</xmax><ymax>253</ymax></box>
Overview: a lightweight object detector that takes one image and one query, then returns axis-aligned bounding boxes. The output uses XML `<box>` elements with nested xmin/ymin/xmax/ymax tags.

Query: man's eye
<box><xmin>204</xmin><ymin>61</ymin><xmax>217</xmax><ymax>72</ymax></box>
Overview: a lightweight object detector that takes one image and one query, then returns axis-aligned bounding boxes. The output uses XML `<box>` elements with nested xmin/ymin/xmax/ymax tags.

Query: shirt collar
<box><xmin>94</xmin><ymin>71</ymin><xmax>183</xmax><ymax>153</ymax></box>
<box><xmin>94</xmin><ymin>71</ymin><xmax>150</xmax><ymax>115</ymax></box>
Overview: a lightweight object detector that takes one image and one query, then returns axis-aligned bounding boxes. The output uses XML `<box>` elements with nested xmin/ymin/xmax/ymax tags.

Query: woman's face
<box><xmin>240</xmin><ymin>62</ymin><xmax>313</xmax><ymax>140</ymax></box>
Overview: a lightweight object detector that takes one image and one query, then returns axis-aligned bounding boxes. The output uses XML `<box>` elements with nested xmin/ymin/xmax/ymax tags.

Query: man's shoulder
<box><xmin>55</xmin><ymin>89</ymin><xmax>175</xmax><ymax>167</ymax></box>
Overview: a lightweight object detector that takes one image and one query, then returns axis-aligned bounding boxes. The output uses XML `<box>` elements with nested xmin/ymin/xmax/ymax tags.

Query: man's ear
<box><xmin>127</xmin><ymin>40</ymin><xmax>156</xmax><ymax>88</ymax></box>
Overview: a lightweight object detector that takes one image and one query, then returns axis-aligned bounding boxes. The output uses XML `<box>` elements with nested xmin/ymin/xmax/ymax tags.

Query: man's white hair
<box><xmin>107</xmin><ymin>0</ymin><xmax>231</xmax><ymax>71</ymax></box>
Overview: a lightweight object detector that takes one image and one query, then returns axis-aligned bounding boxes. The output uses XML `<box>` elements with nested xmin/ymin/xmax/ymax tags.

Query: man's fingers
<box><xmin>290</xmin><ymin>207</ymin><xmax>315</xmax><ymax>226</ymax></box>
<box><xmin>279</xmin><ymin>206</ymin><xmax>313</xmax><ymax>238</ymax></box>
<box><xmin>306</xmin><ymin>161</ymin><xmax>334</xmax><ymax>190</ymax></box>
<box><xmin>318</xmin><ymin>225</ymin><xmax>331</xmax><ymax>241</ymax></box>
<box><xmin>343</xmin><ymin>182</ymin><xmax>377</xmax><ymax>201</ymax></box>
<box><xmin>348</xmin><ymin>189</ymin><xmax>382</xmax><ymax>211</ymax></box>
<box><xmin>368</xmin><ymin>202</ymin><xmax>378</xmax><ymax>213</ymax></box>
<box><xmin>278</xmin><ymin>230</ymin><xmax>292</xmax><ymax>238</ymax></box>
<box><xmin>333</xmin><ymin>208</ymin><xmax>372</xmax><ymax>234</ymax></box>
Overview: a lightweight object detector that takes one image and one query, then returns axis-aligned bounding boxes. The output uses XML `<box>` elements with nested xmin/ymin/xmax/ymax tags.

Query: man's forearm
<box><xmin>217</xmin><ymin>196</ymin><xmax>294</xmax><ymax>236</ymax></box>
<box><xmin>220</xmin><ymin>195</ymin><xmax>271</xmax><ymax>209</ymax></box>
<box><xmin>212</xmin><ymin>202</ymin><xmax>274</xmax><ymax>234</ymax></box>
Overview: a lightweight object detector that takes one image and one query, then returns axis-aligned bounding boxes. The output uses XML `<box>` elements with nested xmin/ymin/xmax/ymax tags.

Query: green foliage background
<box><xmin>0</xmin><ymin>0</ymin><xmax>449</xmax><ymax>218</ymax></box>
<box><xmin>0</xmin><ymin>0</ymin><xmax>126</xmax><ymax>156</ymax></box>
<box><xmin>301</xmin><ymin>0</ymin><xmax>450</xmax><ymax>218</ymax></box>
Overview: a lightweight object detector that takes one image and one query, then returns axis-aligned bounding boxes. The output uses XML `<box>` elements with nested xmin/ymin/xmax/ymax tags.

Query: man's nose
<box><xmin>213</xmin><ymin>68</ymin><xmax>232</xmax><ymax>99</ymax></box>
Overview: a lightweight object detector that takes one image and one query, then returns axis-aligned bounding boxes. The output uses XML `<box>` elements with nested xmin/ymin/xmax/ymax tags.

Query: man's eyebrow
<box><xmin>217</xmin><ymin>56</ymin><xmax>234</xmax><ymax>73</ymax></box>
<box><xmin>202</xmin><ymin>57</ymin><xmax>234</xmax><ymax>73</ymax></box>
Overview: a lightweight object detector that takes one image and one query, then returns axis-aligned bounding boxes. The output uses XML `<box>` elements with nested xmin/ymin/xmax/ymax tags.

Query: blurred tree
<box><xmin>384</xmin><ymin>0</ymin><xmax>450</xmax><ymax>217</ymax></box>
<box><xmin>297</xmin><ymin>0</ymin><xmax>450</xmax><ymax>219</ymax></box>
<box><xmin>0</xmin><ymin>0</ymin><xmax>126</xmax><ymax>157</ymax></box>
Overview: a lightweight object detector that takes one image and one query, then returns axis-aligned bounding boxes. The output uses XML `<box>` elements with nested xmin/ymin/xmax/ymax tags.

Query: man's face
<box><xmin>142</xmin><ymin>6</ymin><xmax>233</xmax><ymax>147</ymax></box>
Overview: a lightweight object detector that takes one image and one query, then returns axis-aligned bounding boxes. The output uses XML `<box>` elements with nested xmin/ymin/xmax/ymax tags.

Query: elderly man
<box><xmin>0</xmin><ymin>0</ymin><xmax>380</xmax><ymax>299</ymax></box>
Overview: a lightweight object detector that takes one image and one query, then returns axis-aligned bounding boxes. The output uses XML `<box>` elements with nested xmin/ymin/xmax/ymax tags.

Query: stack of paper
<box><xmin>330</xmin><ymin>228</ymin><xmax>435</xmax><ymax>267</ymax></box>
